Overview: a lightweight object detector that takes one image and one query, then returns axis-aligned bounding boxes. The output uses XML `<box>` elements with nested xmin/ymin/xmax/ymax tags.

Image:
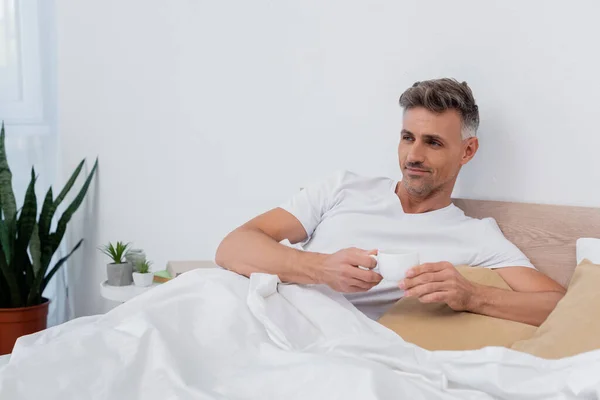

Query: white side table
<box><xmin>100</xmin><ymin>281</ymin><xmax>160</xmax><ymax>303</ymax></box>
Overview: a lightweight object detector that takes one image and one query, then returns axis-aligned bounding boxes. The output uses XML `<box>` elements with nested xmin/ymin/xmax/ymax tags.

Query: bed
<box><xmin>0</xmin><ymin>199</ymin><xmax>599</xmax><ymax>399</ymax></box>
<box><xmin>453</xmin><ymin>198</ymin><xmax>600</xmax><ymax>287</ymax></box>
<box><xmin>379</xmin><ymin>199</ymin><xmax>600</xmax><ymax>355</ymax></box>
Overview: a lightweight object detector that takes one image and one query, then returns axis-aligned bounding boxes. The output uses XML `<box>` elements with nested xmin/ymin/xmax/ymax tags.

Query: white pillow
<box><xmin>576</xmin><ymin>238</ymin><xmax>600</xmax><ymax>264</ymax></box>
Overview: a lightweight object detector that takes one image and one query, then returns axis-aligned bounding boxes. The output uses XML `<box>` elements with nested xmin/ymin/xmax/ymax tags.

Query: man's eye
<box><xmin>430</xmin><ymin>141</ymin><xmax>442</xmax><ymax>147</ymax></box>
<box><xmin>402</xmin><ymin>136</ymin><xmax>414</xmax><ymax>141</ymax></box>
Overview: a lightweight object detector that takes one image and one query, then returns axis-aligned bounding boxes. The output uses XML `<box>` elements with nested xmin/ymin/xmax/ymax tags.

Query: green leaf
<box><xmin>38</xmin><ymin>160</ymin><xmax>84</xmax><ymax>262</ymax></box>
<box><xmin>0</xmin><ymin>238</ymin><xmax>21</xmax><ymax>307</ymax></box>
<box><xmin>0</xmin><ymin>267</ymin><xmax>10</xmax><ymax>307</ymax></box>
<box><xmin>16</xmin><ymin>255</ymin><xmax>33</xmax><ymax>303</ymax></box>
<box><xmin>38</xmin><ymin>187</ymin><xmax>54</xmax><ymax>271</ymax></box>
<box><xmin>53</xmin><ymin>159</ymin><xmax>84</xmax><ymax>211</ymax></box>
<box><xmin>38</xmin><ymin>187</ymin><xmax>53</xmax><ymax>239</ymax></box>
<box><xmin>0</xmin><ymin>122</ymin><xmax>17</xmax><ymax>224</ymax></box>
<box><xmin>99</xmin><ymin>241</ymin><xmax>131</xmax><ymax>264</ymax></box>
<box><xmin>34</xmin><ymin>238</ymin><xmax>83</xmax><ymax>304</ymax></box>
<box><xmin>50</xmin><ymin>158</ymin><xmax>98</xmax><ymax>255</ymax></box>
<box><xmin>37</xmin><ymin>160</ymin><xmax>83</xmax><ymax>272</ymax></box>
<box><xmin>14</xmin><ymin>168</ymin><xmax>37</xmax><ymax>289</ymax></box>
<box><xmin>0</xmin><ymin>216</ymin><xmax>11</xmax><ymax>265</ymax></box>
<box><xmin>136</xmin><ymin>259</ymin><xmax>152</xmax><ymax>274</ymax></box>
<box><xmin>29</xmin><ymin>224</ymin><xmax>41</xmax><ymax>276</ymax></box>
<box><xmin>16</xmin><ymin>168</ymin><xmax>37</xmax><ymax>245</ymax></box>
<box><xmin>29</xmin><ymin>158</ymin><xmax>98</xmax><ymax>304</ymax></box>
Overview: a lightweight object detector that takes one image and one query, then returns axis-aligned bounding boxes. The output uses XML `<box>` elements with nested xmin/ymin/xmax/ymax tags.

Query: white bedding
<box><xmin>1</xmin><ymin>268</ymin><xmax>599</xmax><ymax>399</ymax></box>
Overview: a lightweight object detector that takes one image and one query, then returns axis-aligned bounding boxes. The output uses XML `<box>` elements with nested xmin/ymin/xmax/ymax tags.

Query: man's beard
<box><xmin>402</xmin><ymin>161</ymin><xmax>436</xmax><ymax>197</ymax></box>
<box><xmin>402</xmin><ymin>177</ymin><xmax>435</xmax><ymax>197</ymax></box>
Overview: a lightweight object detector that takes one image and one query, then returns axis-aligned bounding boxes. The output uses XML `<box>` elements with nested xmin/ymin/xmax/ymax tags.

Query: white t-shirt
<box><xmin>280</xmin><ymin>170</ymin><xmax>535</xmax><ymax>320</ymax></box>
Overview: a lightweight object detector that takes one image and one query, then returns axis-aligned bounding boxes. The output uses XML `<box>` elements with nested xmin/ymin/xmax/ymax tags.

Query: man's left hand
<box><xmin>399</xmin><ymin>261</ymin><xmax>478</xmax><ymax>311</ymax></box>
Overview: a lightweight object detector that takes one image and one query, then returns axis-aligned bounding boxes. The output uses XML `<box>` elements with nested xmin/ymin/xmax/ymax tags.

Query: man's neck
<box><xmin>395</xmin><ymin>181</ymin><xmax>453</xmax><ymax>214</ymax></box>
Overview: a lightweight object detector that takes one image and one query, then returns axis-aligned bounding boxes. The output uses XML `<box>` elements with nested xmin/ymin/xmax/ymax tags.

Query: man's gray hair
<box><xmin>399</xmin><ymin>78</ymin><xmax>479</xmax><ymax>139</ymax></box>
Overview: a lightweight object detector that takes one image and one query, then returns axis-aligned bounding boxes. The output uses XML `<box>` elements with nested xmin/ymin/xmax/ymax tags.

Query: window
<box><xmin>0</xmin><ymin>0</ymin><xmax>66</xmax><ymax>326</ymax></box>
<box><xmin>0</xmin><ymin>0</ymin><xmax>45</xmax><ymax>125</ymax></box>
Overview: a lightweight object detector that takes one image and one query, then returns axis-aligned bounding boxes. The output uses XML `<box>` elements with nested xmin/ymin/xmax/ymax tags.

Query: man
<box><xmin>215</xmin><ymin>78</ymin><xmax>565</xmax><ymax>324</ymax></box>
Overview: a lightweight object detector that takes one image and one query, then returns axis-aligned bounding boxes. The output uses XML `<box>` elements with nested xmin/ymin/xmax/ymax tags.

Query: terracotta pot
<box><xmin>0</xmin><ymin>298</ymin><xmax>49</xmax><ymax>355</ymax></box>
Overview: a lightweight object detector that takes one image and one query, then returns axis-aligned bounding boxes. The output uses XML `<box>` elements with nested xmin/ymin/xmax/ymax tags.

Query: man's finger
<box><xmin>418</xmin><ymin>291</ymin><xmax>447</xmax><ymax>304</ymax></box>
<box><xmin>350</xmin><ymin>252</ymin><xmax>378</xmax><ymax>270</ymax></box>
<box><xmin>346</xmin><ymin>265</ymin><xmax>382</xmax><ymax>283</ymax></box>
<box><xmin>401</xmin><ymin>271</ymin><xmax>447</xmax><ymax>290</ymax></box>
<box><xmin>349</xmin><ymin>278</ymin><xmax>376</xmax><ymax>291</ymax></box>
<box><xmin>406</xmin><ymin>262</ymin><xmax>451</xmax><ymax>278</ymax></box>
<box><xmin>404</xmin><ymin>282</ymin><xmax>446</xmax><ymax>298</ymax></box>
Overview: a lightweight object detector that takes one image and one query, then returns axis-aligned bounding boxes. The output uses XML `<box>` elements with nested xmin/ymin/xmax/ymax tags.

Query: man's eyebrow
<box><xmin>401</xmin><ymin>130</ymin><xmax>446</xmax><ymax>144</ymax></box>
<box><xmin>423</xmin><ymin>133</ymin><xmax>446</xmax><ymax>143</ymax></box>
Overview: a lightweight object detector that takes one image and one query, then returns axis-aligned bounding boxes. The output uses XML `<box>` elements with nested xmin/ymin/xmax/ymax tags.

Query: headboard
<box><xmin>453</xmin><ymin>198</ymin><xmax>600</xmax><ymax>287</ymax></box>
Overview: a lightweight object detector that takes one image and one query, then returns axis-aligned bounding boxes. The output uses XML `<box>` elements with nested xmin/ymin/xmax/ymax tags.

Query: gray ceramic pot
<box><xmin>106</xmin><ymin>262</ymin><xmax>133</xmax><ymax>286</ymax></box>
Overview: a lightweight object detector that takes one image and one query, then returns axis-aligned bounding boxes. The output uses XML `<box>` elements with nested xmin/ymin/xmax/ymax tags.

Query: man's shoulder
<box><xmin>455</xmin><ymin>212</ymin><xmax>497</xmax><ymax>226</ymax></box>
<box><xmin>452</xmin><ymin>211</ymin><xmax>534</xmax><ymax>268</ymax></box>
<box><xmin>454</xmin><ymin>213</ymin><xmax>509</xmax><ymax>242</ymax></box>
<box><xmin>320</xmin><ymin>169</ymin><xmax>396</xmax><ymax>189</ymax></box>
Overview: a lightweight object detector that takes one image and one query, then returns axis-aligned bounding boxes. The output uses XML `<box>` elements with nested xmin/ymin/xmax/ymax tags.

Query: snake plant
<box><xmin>0</xmin><ymin>122</ymin><xmax>98</xmax><ymax>308</ymax></box>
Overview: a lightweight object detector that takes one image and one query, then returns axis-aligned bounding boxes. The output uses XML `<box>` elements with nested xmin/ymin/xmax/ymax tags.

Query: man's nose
<box><xmin>406</xmin><ymin>141</ymin><xmax>426</xmax><ymax>164</ymax></box>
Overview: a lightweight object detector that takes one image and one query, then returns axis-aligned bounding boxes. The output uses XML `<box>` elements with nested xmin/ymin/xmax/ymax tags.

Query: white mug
<box><xmin>370</xmin><ymin>249</ymin><xmax>420</xmax><ymax>282</ymax></box>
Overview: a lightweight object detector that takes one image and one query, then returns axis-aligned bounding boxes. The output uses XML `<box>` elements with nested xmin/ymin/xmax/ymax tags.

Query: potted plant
<box><xmin>99</xmin><ymin>241</ymin><xmax>133</xmax><ymax>286</ymax></box>
<box><xmin>133</xmin><ymin>259</ymin><xmax>154</xmax><ymax>287</ymax></box>
<box><xmin>125</xmin><ymin>248</ymin><xmax>146</xmax><ymax>271</ymax></box>
<box><xmin>0</xmin><ymin>123</ymin><xmax>98</xmax><ymax>355</ymax></box>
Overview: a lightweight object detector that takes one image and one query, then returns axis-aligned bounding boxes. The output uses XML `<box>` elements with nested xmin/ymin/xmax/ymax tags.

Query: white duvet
<box><xmin>1</xmin><ymin>268</ymin><xmax>599</xmax><ymax>400</ymax></box>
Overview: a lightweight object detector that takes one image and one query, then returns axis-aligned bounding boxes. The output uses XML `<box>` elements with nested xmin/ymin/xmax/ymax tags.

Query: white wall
<box><xmin>56</xmin><ymin>0</ymin><xmax>600</xmax><ymax>316</ymax></box>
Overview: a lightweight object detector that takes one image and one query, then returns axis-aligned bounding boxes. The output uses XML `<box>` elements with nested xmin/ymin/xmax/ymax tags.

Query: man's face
<box><xmin>398</xmin><ymin>107</ymin><xmax>478</xmax><ymax>197</ymax></box>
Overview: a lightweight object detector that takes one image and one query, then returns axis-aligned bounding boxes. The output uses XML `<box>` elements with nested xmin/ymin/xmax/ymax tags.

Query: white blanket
<box><xmin>1</xmin><ymin>268</ymin><xmax>599</xmax><ymax>399</ymax></box>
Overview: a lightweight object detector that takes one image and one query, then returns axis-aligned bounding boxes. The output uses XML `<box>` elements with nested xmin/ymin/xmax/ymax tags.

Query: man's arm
<box><xmin>473</xmin><ymin>267</ymin><xmax>565</xmax><ymax>325</ymax></box>
<box><xmin>215</xmin><ymin>207</ymin><xmax>316</xmax><ymax>283</ymax></box>
<box><xmin>215</xmin><ymin>207</ymin><xmax>382</xmax><ymax>292</ymax></box>
<box><xmin>400</xmin><ymin>263</ymin><xmax>565</xmax><ymax>326</ymax></box>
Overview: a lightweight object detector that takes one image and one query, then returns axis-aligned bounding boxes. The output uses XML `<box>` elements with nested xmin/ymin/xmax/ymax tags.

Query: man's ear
<box><xmin>460</xmin><ymin>137</ymin><xmax>479</xmax><ymax>166</ymax></box>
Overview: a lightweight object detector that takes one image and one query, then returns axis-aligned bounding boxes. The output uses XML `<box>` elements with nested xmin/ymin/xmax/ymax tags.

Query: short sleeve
<box><xmin>476</xmin><ymin>218</ymin><xmax>536</xmax><ymax>270</ymax></box>
<box><xmin>278</xmin><ymin>170</ymin><xmax>347</xmax><ymax>239</ymax></box>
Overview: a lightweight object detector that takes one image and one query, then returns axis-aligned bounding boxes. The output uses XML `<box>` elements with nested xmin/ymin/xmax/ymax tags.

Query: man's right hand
<box><xmin>317</xmin><ymin>248</ymin><xmax>382</xmax><ymax>293</ymax></box>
